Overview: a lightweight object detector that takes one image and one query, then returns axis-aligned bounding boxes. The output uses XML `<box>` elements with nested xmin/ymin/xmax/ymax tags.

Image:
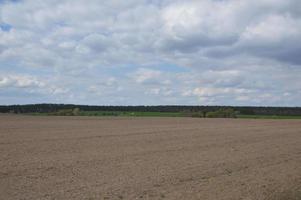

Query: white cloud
<box><xmin>162</xmin><ymin>1</ymin><xmax>239</xmax><ymax>39</ymax></box>
<box><xmin>192</xmin><ymin>87</ymin><xmax>252</xmax><ymax>97</ymax></box>
<box><xmin>0</xmin><ymin>74</ymin><xmax>69</xmax><ymax>97</ymax></box>
<box><xmin>241</xmin><ymin>15</ymin><xmax>300</xmax><ymax>43</ymax></box>
<box><xmin>0</xmin><ymin>75</ymin><xmax>44</xmax><ymax>88</ymax></box>
<box><xmin>0</xmin><ymin>0</ymin><xmax>300</xmax><ymax>106</ymax></box>
<box><xmin>132</xmin><ymin>68</ymin><xmax>162</xmax><ymax>84</ymax></box>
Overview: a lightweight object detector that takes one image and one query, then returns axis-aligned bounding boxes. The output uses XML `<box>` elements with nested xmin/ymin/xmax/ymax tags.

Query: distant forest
<box><xmin>1</xmin><ymin>104</ymin><xmax>301</xmax><ymax>116</ymax></box>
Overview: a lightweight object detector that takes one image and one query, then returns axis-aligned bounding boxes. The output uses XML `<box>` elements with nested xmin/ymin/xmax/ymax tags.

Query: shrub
<box><xmin>72</xmin><ymin>108</ymin><xmax>80</xmax><ymax>116</ymax></box>
<box><xmin>191</xmin><ymin>112</ymin><xmax>205</xmax><ymax>118</ymax></box>
<box><xmin>54</xmin><ymin>108</ymin><xmax>81</xmax><ymax>116</ymax></box>
<box><xmin>56</xmin><ymin>109</ymin><xmax>74</xmax><ymax>116</ymax></box>
<box><xmin>206</xmin><ymin>108</ymin><xmax>237</xmax><ymax>118</ymax></box>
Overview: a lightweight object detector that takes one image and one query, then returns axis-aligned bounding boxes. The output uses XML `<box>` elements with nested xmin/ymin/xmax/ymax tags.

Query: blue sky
<box><xmin>0</xmin><ymin>0</ymin><xmax>301</xmax><ymax>106</ymax></box>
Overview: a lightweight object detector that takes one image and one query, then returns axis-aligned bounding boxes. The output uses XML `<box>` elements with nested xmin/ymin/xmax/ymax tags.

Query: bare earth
<box><xmin>1</xmin><ymin>115</ymin><xmax>301</xmax><ymax>200</ymax></box>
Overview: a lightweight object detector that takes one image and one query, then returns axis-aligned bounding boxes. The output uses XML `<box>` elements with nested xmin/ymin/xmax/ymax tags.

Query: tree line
<box><xmin>1</xmin><ymin>104</ymin><xmax>301</xmax><ymax>116</ymax></box>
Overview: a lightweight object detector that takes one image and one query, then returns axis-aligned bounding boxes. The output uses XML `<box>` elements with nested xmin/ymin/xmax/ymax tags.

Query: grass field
<box><xmin>237</xmin><ymin>114</ymin><xmax>301</xmax><ymax>119</ymax></box>
<box><xmin>79</xmin><ymin>111</ymin><xmax>185</xmax><ymax>117</ymax></box>
<box><xmin>29</xmin><ymin>111</ymin><xmax>301</xmax><ymax>119</ymax></box>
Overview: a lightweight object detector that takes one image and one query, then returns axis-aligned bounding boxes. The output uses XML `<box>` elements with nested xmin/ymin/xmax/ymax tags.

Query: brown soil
<box><xmin>1</xmin><ymin>115</ymin><xmax>301</xmax><ymax>200</ymax></box>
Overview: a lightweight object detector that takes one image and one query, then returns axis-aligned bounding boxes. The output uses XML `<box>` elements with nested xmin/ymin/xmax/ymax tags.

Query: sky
<box><xmin>0</xmin><ymin>0</ymin><xmax>301</xmax><ymax>106</ymax></box>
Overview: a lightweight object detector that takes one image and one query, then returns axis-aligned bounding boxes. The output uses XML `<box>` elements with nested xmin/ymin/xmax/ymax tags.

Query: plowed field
<box><xmin>1</xmin><ymin>115</ymin><xmax>301</xmax><ymax>199</ymax></box>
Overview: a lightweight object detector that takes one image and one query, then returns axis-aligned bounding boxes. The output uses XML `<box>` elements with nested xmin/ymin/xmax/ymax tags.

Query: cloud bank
<box><xmin>0</xmin><ymin>0</ymin><xmax>301</xmax><ymax>106</ymax></box>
